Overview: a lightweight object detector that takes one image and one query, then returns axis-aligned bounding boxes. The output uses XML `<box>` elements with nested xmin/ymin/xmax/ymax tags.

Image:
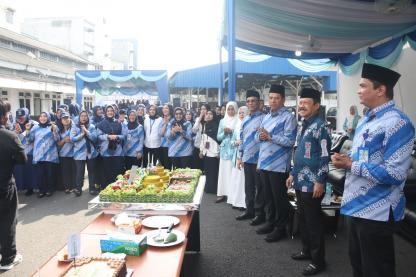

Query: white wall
<box><xmin>337</xmin><ymin>46</ymin><xmax>416</xmax><ymax>132</ymax></box>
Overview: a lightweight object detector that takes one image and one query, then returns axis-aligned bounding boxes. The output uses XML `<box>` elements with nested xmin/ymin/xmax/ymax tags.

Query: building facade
<box><xmin>111</xmin><ymin>39</ymin><xmax>138</xmax><ymax>70</ymax></box>
<box><xmin>0</xmin><ymin>26</ymin><xmax>95</xmax><ymax>117</ymax></box>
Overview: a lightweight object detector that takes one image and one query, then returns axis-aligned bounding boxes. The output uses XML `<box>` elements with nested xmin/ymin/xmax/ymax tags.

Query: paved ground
<box><xmin>2</xmin><ymin>190</ymin><xmax>416</xmax><ymax>277</ymax></box>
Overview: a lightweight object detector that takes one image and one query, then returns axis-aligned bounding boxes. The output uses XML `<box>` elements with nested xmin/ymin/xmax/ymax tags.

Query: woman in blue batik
<box><xmin>166</xmin><ymin>107</ymin><xmax>193</xmax><ymax>168</ymax></box>
<box><xmin>26</xmin><ymin>112</ymin><xmax>60</xmax><ymax>198</ymax></box>
<box><xmin>96</xmin><ymin>105</ymin><xmax>125</xmax><ymax>188</ymax></box>
<box><xmin>159</xmin><ymin>104</ymin><xmax>173</xmax><ymax>169</ymax></box>
<box><xmin>71</xmin><ymin>110</ymin><xmax>99</xmax><ymax>196</ymax></box>
<box><xmin>216</xmin><ymin>101</ymin><xmax>238</xmax><ymax>203</ymax></box>
<box><xmin>123</xmin><ymin>110</ymin><xmax>144</xmax><ymax>170</ymax></box>
<box><xmin>57</xmin><ymin>112</ymin><xmax>75</xmax><ymax>193</ymax></box>
<box><xmin>13</xmin><ymin>108</ymin><xmax>38</xmax><ymax>196</ymax></box>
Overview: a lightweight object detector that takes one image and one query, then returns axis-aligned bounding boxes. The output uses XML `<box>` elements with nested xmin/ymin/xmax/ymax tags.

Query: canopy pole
<box><xmin>75</xmin><ymin>72</ymin><xmax>83</xmax><ymax>106</ymax></box>
<box><xmin>219</xmin><ymin>45</ymin><xmax>224</xmax><ymax>105</ymax></box>
<box><xmin>226</xmin><ymin>0</ymin><xmax>236</xmax><ymax>102</ymax></box>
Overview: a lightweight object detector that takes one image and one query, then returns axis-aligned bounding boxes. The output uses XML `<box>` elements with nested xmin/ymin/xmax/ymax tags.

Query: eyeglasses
<box><xmin>175</xmin><ymin>113</ymin><xmax>183</xmax><ymax>115</ymax></box>
<box><xmin>246</xmin><ymin>99</ymin><xmax>258</xmax><ymax>103</ymax></box>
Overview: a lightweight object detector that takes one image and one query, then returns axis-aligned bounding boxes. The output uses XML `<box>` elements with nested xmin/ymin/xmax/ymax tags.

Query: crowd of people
<box><xmin>1</xmin><ymin>63</ymin><xmax>415</xmax><ymax>277</ymax></box>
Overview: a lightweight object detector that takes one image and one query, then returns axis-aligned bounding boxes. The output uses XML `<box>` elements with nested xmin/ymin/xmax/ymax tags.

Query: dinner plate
<box><xmin>142</xmin><ymin>216</ymin><xmax>180</xmax><ymax>229</ymax></box>
<box><xmin>145</xmin><ymin>230</ymin><xmax>185</xmax><ymax>247</ymax></box>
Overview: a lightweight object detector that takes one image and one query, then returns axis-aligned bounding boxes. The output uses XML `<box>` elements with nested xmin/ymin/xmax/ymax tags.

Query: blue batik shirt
<box><xmin>256</xmin><ymin>107</ymin><xmax>297</xmax><ymax>172</ymax></box>
<box><xmin>96</xmin><ymin>129</ymin><xmax>125</xmax><ymax>157</ymax></box>
<box><xmin>70</xmin><ymin>124</ymin><xmax>99</xmax><ymax>160</ymax></box>
<box><xmin>17</xmin><ymin>120</ymin><xmax>38</xmax><ymax>156</ymax></box>
<box><xmin>341</xmin><ymin>101</ymin><xmax>415</xmax><ymax>222</ymax></box>
<box><xmin>27</xmin><ymin>125</ymin><xmax>60</xmax><ymax>164</ymax></box>
<box><xmin>123</xmin><ymin>125</ymin><xmax>144</xmax><ymax>157</ymax></box>
<box><xmin>217</xmin><ymin>119</ymin><xmax>236</xmax><ymax>160</ymax></box>
<box><xmin>238</xmin><ymin>111</ymin><xmax>264</xmax><ymax>164</ymax></box>
<box><xmin>160</xmin><ymin>121</ymin><xmax>170</xmax><ymax>147</ymax></box>
<box><xmin>166</xmin><ymin>120</ymin><xmax>193</xmax><ymax>157</ymax></box>
<box><xmin>58</xmin><ymin>128</ymin><xmax>74</xmax><ymax>157</ymax></box>
<box><xmin>292</xmin><ymin>114</ymin><xmax>331</xmax><ymax>193</ymax></box>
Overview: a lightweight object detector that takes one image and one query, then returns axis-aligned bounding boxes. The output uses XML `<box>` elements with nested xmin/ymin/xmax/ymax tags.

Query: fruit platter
<box><xmin>98</xmin><ymin>166</ymin><xmax>202</xmax><ymax>204</ymax></box>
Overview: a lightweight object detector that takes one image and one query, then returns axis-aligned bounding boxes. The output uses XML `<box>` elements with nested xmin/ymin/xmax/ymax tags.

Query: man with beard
<box><xmin>286</xmin><ymin>88</ymin><xmax>331</xmax><ymax>276</ymax></box>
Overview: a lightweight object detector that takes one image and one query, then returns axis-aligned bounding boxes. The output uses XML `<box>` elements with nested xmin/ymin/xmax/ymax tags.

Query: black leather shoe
<box><xmin>256</xmin><ymin>223</ymin><xmax>274</xmax><ymax>234</ymax></box>
<box><xmin>265</xmin><ymin>229</ymin><xmax>286</xmax><ymax>242</ymax></box>
<box><xmin>215</xmin><ymin>196</ymin><xmax>226</xmax><ymax>203</ymax></box>
<box><xmin>74</xmin><ymin>189</ymin><xmax>82</xmax><ymax>197</ymax></box>
<box><xmin>302</xmin><ymin>263</ymin><xmax>325</xmax><ymax>276</ymax></box>
<box><xmin>24</xmin><ymin>189</ymin><xmax>33</xmax><ymax>196</ymax></box>
<box><xmin>250</xmin><ymin>215</ymin><xmax>265</xmax><ymax>226</ymax></box>
<box><xmin>291</xmin><ymin>251</ymin><xmax>311</xmax><ymax>261</ymax></box>
<box><xmin>37</xmin><ymin>193</ymin><xmax>45</xmax><ymax>198</ymax></box>
<box><xmin>236</xmin><ymin>212</ymin><xmax>254</xmax><ymax>220</ymax></box>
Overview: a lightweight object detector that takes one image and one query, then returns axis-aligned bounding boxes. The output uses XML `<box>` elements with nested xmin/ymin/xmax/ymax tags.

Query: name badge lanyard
<box><xmin>149</xmin><ymin>119</ymin><xmax>155</xmax><ymax>135</ymax></box>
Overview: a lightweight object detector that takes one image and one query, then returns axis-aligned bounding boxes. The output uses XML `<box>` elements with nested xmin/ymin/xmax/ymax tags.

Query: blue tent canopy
<box><xmin>75</xmin><ymin>70</ymin><xmax>168</xmax><ymax>106</ymax></box>
<box><xmin>170</xmin><ymin>56</ymin><xmax>337</xmax><ymax>92</ymax></box>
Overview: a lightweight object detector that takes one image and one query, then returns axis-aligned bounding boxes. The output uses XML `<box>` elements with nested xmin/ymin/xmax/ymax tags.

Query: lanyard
<box><xmin>149</xmin><ymin>119</ymin><xmax>155</xmax><ymax>135</ymax></box>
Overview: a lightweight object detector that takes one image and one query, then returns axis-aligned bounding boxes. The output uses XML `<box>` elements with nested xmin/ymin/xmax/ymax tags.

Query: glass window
<box><xmin>34</xmin><ymin>98</ymin><xmax>41</xmax><ymax>116</ymax></box>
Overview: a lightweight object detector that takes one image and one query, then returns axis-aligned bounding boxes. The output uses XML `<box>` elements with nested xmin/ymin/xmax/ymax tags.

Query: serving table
<box><xmin>32</xmin><ymin>176</ymin><xmax>206</xmax><ymax>277</ymax></box>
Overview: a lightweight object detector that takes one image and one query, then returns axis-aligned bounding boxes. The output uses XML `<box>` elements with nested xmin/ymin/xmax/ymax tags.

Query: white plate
<box><xmin>142</xmin><ymin>216</ymin><xmax>180</xmax><ymax>229</ymax></box>
<box><xmin>145</xmin><ymin>230</ymin><xmax>185</xmax><ymax>247</ymax></box>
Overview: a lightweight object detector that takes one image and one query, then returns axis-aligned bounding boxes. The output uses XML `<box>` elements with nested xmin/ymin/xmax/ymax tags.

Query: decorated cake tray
<box><xmin>89</xmin><ymin>167</ymin><xmax>205</xmax><ymax>212</ymax></box>
<box><xmin>99</xmin><ymin>167</ymin><xmax>201</xmax><ymax>203</ymax></box>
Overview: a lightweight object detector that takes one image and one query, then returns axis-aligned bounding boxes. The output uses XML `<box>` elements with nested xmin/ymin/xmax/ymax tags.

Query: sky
<box><xmin>12</xmin><ymin>0</ymin><xmax>225</xmax><ymax>74</ymax></box>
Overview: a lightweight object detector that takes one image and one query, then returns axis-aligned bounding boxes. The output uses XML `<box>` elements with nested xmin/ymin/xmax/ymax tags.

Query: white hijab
<box><xmin>235</xmin><ymin>106</ymin><xmax>249</xmax><ymax>137</ymax></box>
<box><xmin>223</xmin><ymin>101</ymin><xmax>239</xmax><ymax>129</ymax></box>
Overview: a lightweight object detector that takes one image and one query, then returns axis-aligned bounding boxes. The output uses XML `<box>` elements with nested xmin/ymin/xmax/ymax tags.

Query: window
<box><xmin>51</xmin><ymin>20</ymin><xmax>71</xmax><ymax>27</ymax></box>
<box><xmin>1</xmin><ymin>90</ymin><xmax>7</xmax><ymax>101</ymax></box>
<box><xmin>40</xmin><ymin>51</ymin><xmax>58</xmax><ymax>62</ymax></box>
<box><xmin>11</xmin><ymin>42</ymin><xmax>35</xmax><ymax>54</ymax></box>
<box><xmin>34</xmin><ymin>98</ymin><xmax>41</xmax><ymax>116</ymax></box>
<box><xmin>19</xmin><ymin>92</ymin><xmax>31</xmax><ymax>112</ymax></box>
<box><xmin>52</xmin><ymin>100</ymin><xmax>58</xmax><ymax>113</ymax></box>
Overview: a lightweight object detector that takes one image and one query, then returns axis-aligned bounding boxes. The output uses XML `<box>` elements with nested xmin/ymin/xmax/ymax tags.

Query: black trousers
<box><xmin>172</xmin><ymin>156</ymin><xmax>191</xmax><ymax>169</ymax></box>
<box><xmin>192</xmin><ymin>147</ymin><xmax>203</xmax><ymax>170</ymax></box>
<box><xmin>203</xmin><ymin>156</ymin><xmax>219</xmax><ymax>194</ymax></box>
<box><xmin>260</xmin><ymin>170</ymin><xmax>290</xmax><ymax>231</ymax></box>
<box><xmin>143</xmin><ymin>147</ymin><xmax>161</xmax><ymax>167</ymax></box>
<box><xmin>101</xmin><ymin>156</ymin><xmax>124</xmax><ymax>189</ymax></box>
<box><xmin>0</xmin><ymin>185</ymin><xmax>17</xmax><ymax>266</ymax></box>
<box><xmin>36</xmin><ymin>162</ymin><xmax>57</xmax><ymax>194</ymax></box>
<box><xmin>159</xmin><ymin>147</ymin><xmax>172</xmax><ymax>170</ymax></box>
<box><xmin>296</xmin><ymin>190</ymin><xmax>325</xmax><ymax>267</ymax></box>
<box><xmin>348</xmin><ymin>215</ymin><xmax>396</xmax><ymax>277</ymax></box>
<box><xmin>125</xmin><ymin>156</ymin><xmax>143</xmax><ymax>171</ymax></box>
<box><xmin>59</xmin><ymin>157</ymin><xmax>76</xmax><ymax>191</ymax></box>
<box><xmin>74</xmin><ymin>159</ymin><xmax>97</xmax><ymax>191</ymax></box>
<box><xmin>243</xmin><ymin>163</ymin><xmax>265</xmax><ymax>217</ymax></box>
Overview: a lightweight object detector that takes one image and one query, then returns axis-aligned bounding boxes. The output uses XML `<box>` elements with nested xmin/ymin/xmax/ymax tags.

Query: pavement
<box><xmin>2</xmin><ymin>190</ymin><xmax>416</xmax><ymax>277</ymax></box>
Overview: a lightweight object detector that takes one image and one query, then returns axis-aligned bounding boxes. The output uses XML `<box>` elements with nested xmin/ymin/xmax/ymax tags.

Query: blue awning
<box><xmin>170</xmin><ymin>56</ymin><xmax>337</xmax><ymax>91</ymax></box>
